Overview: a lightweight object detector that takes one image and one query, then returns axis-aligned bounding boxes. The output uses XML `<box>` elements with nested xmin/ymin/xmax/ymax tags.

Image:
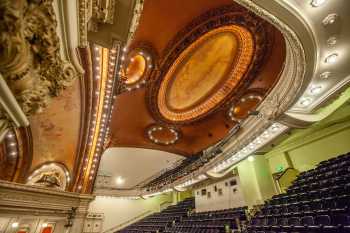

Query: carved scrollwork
<box><xmin>0</xmin><ymin>0</ymin><xmax>77</xmax><ymax>117</ymax></box>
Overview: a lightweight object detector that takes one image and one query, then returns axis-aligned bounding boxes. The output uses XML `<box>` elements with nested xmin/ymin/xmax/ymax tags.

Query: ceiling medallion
<box><xmin>228</xmin><ymin>93</ymin><xmax>263</xmax><ymax>122</ymax></box>
<box><xmin>147</xmin><ymin>5</ymin><xmax>270</xmax><ymax>124</ymax></box>
<box><xmin>146</xmin><ymin>125</ymin><xmax>180</xmax><ymax>145</ymax></box>
<box><xmin>119</xmin><ymin>47</ymin><xmax>155</xmax><ymax>91</ymax></box>
<box><xmin>158</xmin><ymin>26</ymin><xmax>254</xmax><ymax>122</ymax></box>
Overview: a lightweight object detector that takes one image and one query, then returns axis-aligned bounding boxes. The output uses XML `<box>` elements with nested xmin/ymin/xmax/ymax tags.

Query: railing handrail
<box><xmin>102</xmin><ymin>210</ymin><xmax>154</xmax><ymax>233</ymax></box>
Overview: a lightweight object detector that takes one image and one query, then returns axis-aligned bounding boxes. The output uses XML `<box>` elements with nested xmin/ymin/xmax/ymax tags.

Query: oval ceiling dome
<box><xmin>157</xmin><ymin>25</ymin><xmax>254</xmax><ymax>123</ymax></box>
<box><xmin>167</xmin><ymin>31</ymin><xmax>238</xmax><ymax>110</ymax></box>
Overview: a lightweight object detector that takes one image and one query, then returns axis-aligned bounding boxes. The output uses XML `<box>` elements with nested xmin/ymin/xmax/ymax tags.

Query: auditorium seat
<box><xmin>244</xmin><ymin>152</ymin><xmax>350</xmax><ymax>233</ymax></box>
<box><xmin>118</xmin><ymin>197</ymin><xmax>247</xmax><ymax>233</ymax></box>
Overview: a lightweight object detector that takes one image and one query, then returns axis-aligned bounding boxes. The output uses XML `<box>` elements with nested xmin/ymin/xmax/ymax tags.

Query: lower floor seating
<box><xmin>245</xmin><ymin>152</ymin><xmax>350</xmax><ymax>233</ymax></box>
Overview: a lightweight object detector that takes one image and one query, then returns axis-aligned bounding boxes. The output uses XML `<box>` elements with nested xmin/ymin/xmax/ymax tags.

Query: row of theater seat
<box><xmin>118</xmin><ymin>197</ymin><xmax>247</xmax><ymax>233</ymax></box>
<box><xmin>245</xmin><ymin>152</ymin><xmax>350</xmax><ymax>233</ymax></box>
<box><xmin>117</xmin><ymin>197</ymin><xmax>195</xmax><ymax>233</ymax></box>
<box><xmin>165</xmin><ymin>207</ymin><xmax>247</xmax><ymax>233</ymax></box>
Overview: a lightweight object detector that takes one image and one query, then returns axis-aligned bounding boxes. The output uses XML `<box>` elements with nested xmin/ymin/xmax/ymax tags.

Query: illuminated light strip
<box><xmin>142</xmin><ymin>188</ymin><xmax>173</xmax><ymax>199</ymax></box>
<box><xmin>211</xmin><ymin>123</ymin><xmax>288</xmax><ymax>173</ymax></box>
<box><xmin>174</xmin><ymin>174</ymin><xmax>207</xmax><ymax>190</ymax></box>
<box><xmin>83</xmin><ymin>48</ymin><xmax>109</xmax><ymax>193</ymax></box>
<box><xmin>172</xmin><ymin>124</ymin><xmax>287</xmax><ymax>190</ymax></box>
<box><xmin>99</xmin><ymin>195</ymin><xmax>141</xmax><ymax>200</ymax></box>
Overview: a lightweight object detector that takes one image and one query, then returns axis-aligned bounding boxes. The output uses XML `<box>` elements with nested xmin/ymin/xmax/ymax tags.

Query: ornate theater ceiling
<box><xmin>109</xmin><ymin>0</ymin><xmax>286</xmax><ymax>156</ymax></box>
<box><xmin>2</xmin><ymin>0</ymin><xmax>348</xmax><ymax>198</ymax></box>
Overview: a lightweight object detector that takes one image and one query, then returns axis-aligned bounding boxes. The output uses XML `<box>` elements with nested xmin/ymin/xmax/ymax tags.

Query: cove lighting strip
<box><xmin>211</xmin><ymin>122</ymin><xmax>288</xmax><ymax>173</ymax></box>
<box><xmin>175</xmin><ymin>174</ymin><xmax>207</xmax><ymax>189</ymax></box>
<box><xmin>142</xmin><ymin>188</ymin><xmax>173</xmax><ymax>199</ymax></box>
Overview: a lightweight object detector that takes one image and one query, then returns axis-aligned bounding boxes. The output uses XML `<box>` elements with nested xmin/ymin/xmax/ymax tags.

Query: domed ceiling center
<box><xmin>157</xmin><ymin>25</ymin><xmax>254</xmax><ymax>122</ymax></box>
<box><xmin>167</xmin><ymin>31</ymin><xmax>238</xmax><ymax>110</ymax></box>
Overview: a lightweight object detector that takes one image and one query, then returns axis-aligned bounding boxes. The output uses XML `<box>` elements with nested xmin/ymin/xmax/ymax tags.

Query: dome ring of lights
<box><xmin>119</xmin><ymin>47</ymin><xmax>155</xmax><ymax>91</ymax></box>
<box><xmin>228</xmin><ymin>93</ymin><xmax>263</xmax><ymax>122</ymax></box>
<box><xmin>147</xmin><ymin>5</ymin><xmax>271</xmax><ymax>125</ymax></box>
<box><xmin>146</xmin><ymin>125</ymin><xmax>180</xmax><ymax>145</ymax></box>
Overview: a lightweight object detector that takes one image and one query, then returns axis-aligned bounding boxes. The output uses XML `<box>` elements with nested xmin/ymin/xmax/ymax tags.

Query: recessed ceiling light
<box><xmin>325</xmin><ymin>53</ymin><xmax>338</xmax><ymax>64</ymax></box>
<box><xmin>311</xmin><ymin>0</ymin><xmax>326</xmax><ymax>7</ymax></box>
<box><xmin>310</xmin><ymin>85</ymin><xmax>323</xmax><ymax>94</ymax></box>
<box><xmin>327</xmin><ymin>36</ymin><xmax>337</xmax><ymax>46</ymax></box>
<box><xmin>322</xmin><ymin>13</ymin><xmax>338</xmax><ymax>26</ymax></box>
<box><xmin>300</xmin><ymin>98</ymin><xmax>312</xmax><ymax>106</ymax></box>
<box><xmin>116</xmin><ymin>176</ymin><xmax>125</xmax><ymax>185</ymax></box>
<box><xmin>247</xmin><ymin>156</ymin><xmax>255</xmax><ymax>162</ymax></box>
<box><xmin>11</xmin><ymin>222</ymin><xmax>19</xmax><ymax>228</ymax></box>
<box><xmin>270</xmin><ymin>124</ymin><xmax>280</xmax><ymax>132</ymax></box>
<box><xmin>320</xmin><ymin>71</ymin><xmax>332</xmax><ymax>79</ymax></box>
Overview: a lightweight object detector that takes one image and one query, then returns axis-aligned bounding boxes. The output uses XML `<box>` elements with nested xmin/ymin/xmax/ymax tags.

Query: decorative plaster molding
<box><xmin>78</xmin><ymin>0</ymin><xmax>89</xmax><ymax>47</ymax></box>
<box><xmin>265</xmin><ymin>115</ymin><xmax>350</xmax><ymax>158</ymax></box>
<box><xmin>126</xmin><ymin>0</ymin><xmax>145</xmax><ymax>46</ymax></box>
<box><xmin>88</xmin><ymin>0</ymin><xmax>116</xmax><ymax>32</ymax></box>
<box><xmin>147</xmin><ymin>4</ymin><xmax>275</xmax><ymax>125</ymax></box>
<box><xmin>0</xmin><ymin>180</ymin><xmax>94</xmax><ymax>217</ymax></box>
<box><xmin>141</xmin><ymin>0</ymin><xmax>309</xmax><ymax>192</ymax></box>
<box><xmin>0</xmin><ymin>0</ymin><xmax>78</xmax><ymax>118</ymax></box>
<box><xmin>93</xmin><ymin>0</ymin><xmax>315</xmax><ymax>196</ymax></box>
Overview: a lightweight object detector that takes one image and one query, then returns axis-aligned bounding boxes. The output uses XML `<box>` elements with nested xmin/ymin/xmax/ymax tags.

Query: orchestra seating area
<box><xmin>245</xmin><ymin>152</ymin><xmax>350</xmax><ymax>233</ymax></box>
<box><xmin>165</xmin><ymin>207</ymin><xmax>247</xmax><ymax>233</ymax></box>
<box><xmin>118</xmin><ymin>152</ymin><xmax>350</xmax><ymax>233</ymax></box>
<box><xmin>117</xmin><ymin>197</ymin><xmax>195</xmax><ymax>233</ymax></box>
<box><xmin>117</xmin><ymin>197</ymin><xmax>247</xmax><ymax>233</ymax></box>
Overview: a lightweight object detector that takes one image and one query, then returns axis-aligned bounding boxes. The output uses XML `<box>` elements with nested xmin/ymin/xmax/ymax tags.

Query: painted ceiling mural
<box><xmin>109</xmin><ymin>1</ymin><xmax>286</xmax><ymax>156</ymax></box>
<box><xmin>1</xmin><ymin>0</ymin><xmax>349</xmax><ymax>199</ymax></box>
<box><xmin>0</xmin><ymin>0</ymin><xmax>291</xmax><ymax>194</ymax></box>
<box><xmin>29</xmin><ymin>79</ymin><xmax>82</xmax><ymax>177</ymax></box>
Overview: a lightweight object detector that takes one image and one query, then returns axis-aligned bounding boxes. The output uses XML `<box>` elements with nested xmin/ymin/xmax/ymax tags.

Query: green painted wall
<box><xmin>236</xmin><ymin>155</ymin><xmax>276</xmax><ymax>207</ymax></box>
<box><xmin>253</xmin><ymin>155</ymin><xmax>277</xmax><ymax>200</ymax></box>
<box><xmin>90</xmin><ymin>193</ymin><xmax>173</xmax><ymax>231</ymax></box>
<box><xmin>237</xmin><ymin>159</ymin><xmax>262</xmax><ymax>206</ymax></box>
<box><xmin>232</xmin><ymin>102</ymin><xmax>350</xmax><ymax>205</ymax></box>
<box><xmin>266</xmin><ymin>103</ymin><xmax>350</xmax><ymax>173</ymax></box>
<box><xmin>179</xmin><ymin>190</ymin><xmax>193</xmax><ymax>201</ymax></box>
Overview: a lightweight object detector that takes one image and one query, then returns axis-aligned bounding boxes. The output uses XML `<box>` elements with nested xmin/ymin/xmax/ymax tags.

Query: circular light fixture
<box><xmin>310</xmin><ymin>85</ymin><xmax>323</xmax><ymax>94</ymax></box>
<box><xmin>247</xmin><ymin>156</ymin><xmax>255</xmax><ymax>162</ymax></box>
<box><xmin>270</xmin><ymin>124</ymin><xmax>280</xmax><ymax>132</ymax></box>
<box><xmin>228</xmin><ymin>94</ymin><xmax>262</xmax><ymax>122</ymax></box>
<box><xmin>119</xmin><ymin>47</ymin><xmax>155</xmax><ymax>92</ymax></box>
<box><xmin>320</xmin><ymin>71</ymin><xmax>332</xmax><ymax>79</ymax></box>
<box><xmin>116</xmin><ymin>176</ymin><xmax>125</xmax><ymax>185</ymax></box>
<box><xmin>325</xmin><ymin>53</ymin><xmax>338</xmax><ymax>64</ymax></box>
<box><xmin>310</xmin><ymin>0</ymin><xmax>326</xmax><ymax>7</ymax></box>
<box><xmin>11</xmin><ymin>222</ymin><xmax>19</xmax><ymax>228</ymax></box>
<box><xmin>300</xmin><ymin>98</ymin><xmax>312</xmax><ymax>107</ymax></box>
<box><xmin>327</xmin><ymin>36</ymin><xmax>337</xmax><ymax>46</ymax></box>
<box><xmin>147</xmin><ymin>125</ymin><xmax>180</xmax><ymax>145</ymax></box>
<box><xmin>322</xmin><ymin>13</ymin><xmax>338</xmax><ymax>26</ymax></box>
